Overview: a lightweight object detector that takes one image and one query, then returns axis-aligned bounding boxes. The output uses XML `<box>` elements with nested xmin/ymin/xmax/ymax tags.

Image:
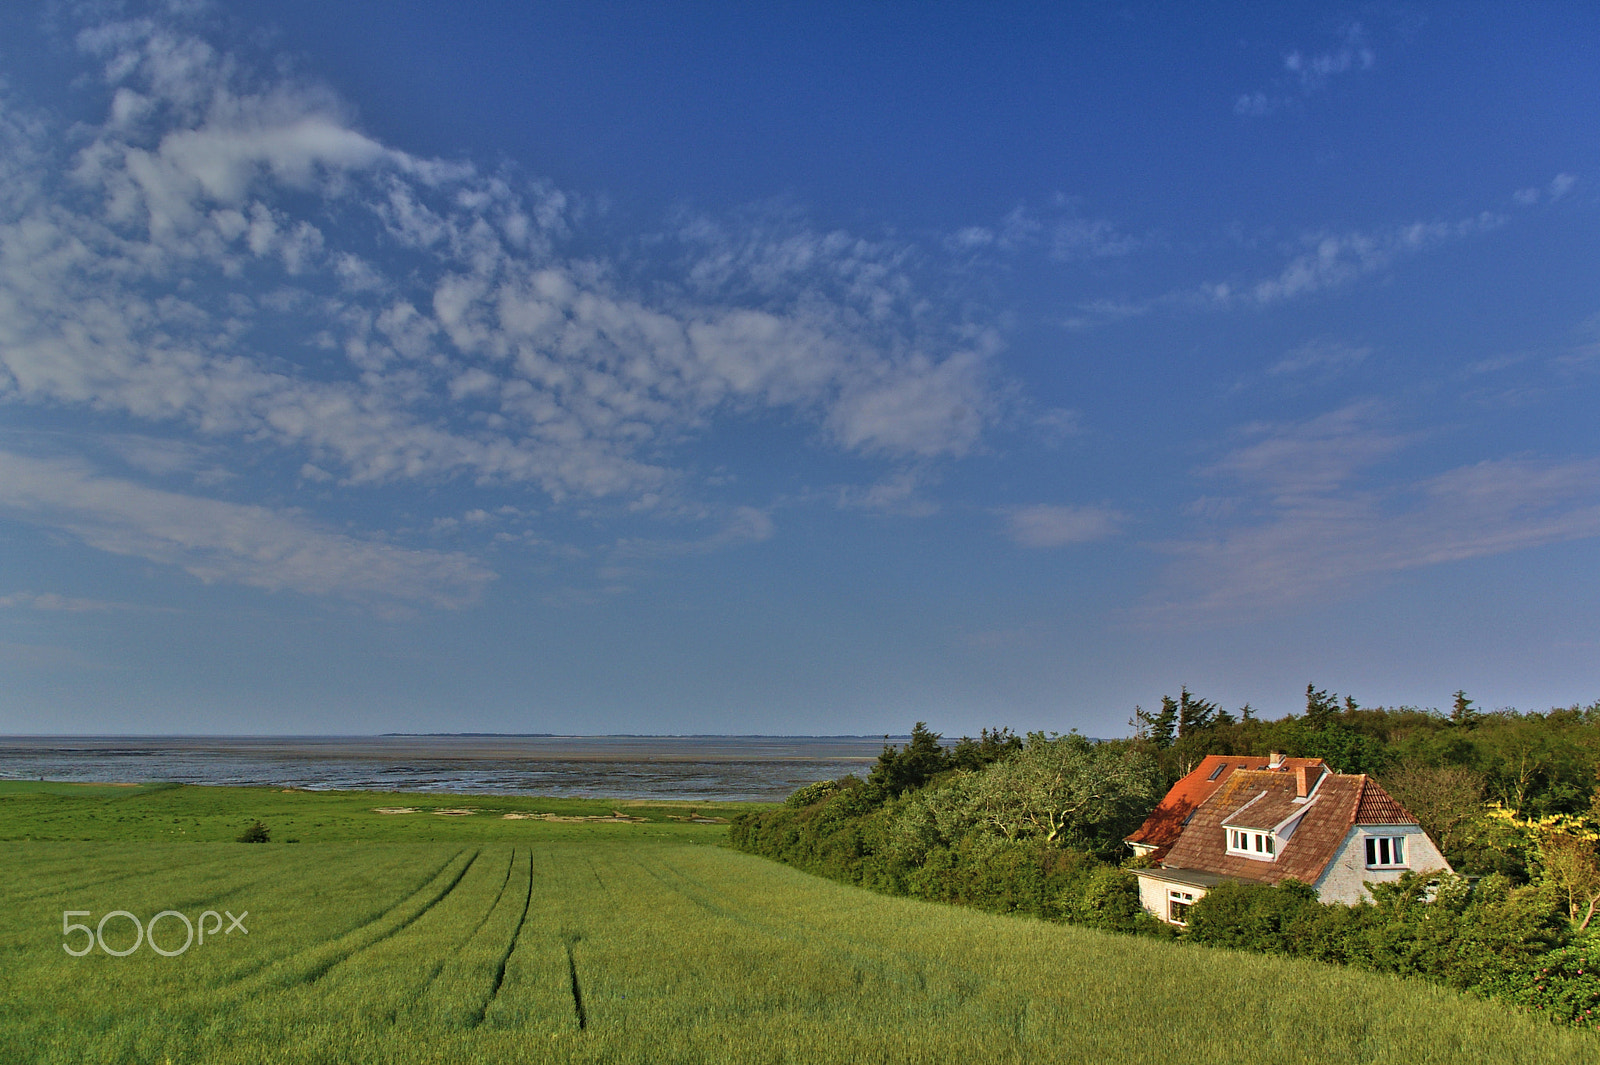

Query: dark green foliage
<box><xmin>1303</xmin><ymin>684</ymin><xmax>1340</xmax><ymax>731</ymax></box>
<box><xmin>867</xmin><ymin>722</ymin><xmax>950</xmax><ymax>797</ymax></box>
<box><xmin>237</xmin><ymin>819</ymin><xmax>270</xmax><ymax>843</ymax></box>
<box><xmin>1515</xmin><ymin>941</ymin><xmax>1600</xmax><ymax>1029</ymax></box>
<box><xmin>732</xmin><ymin>728</ymin><xmax>1169</xmax><ymax>933</ymax></box>
<box><xmin>783</xmin><ymin>779</ymin><xmax>841</xmax><ymax>808</ymax></box>
<box><xmin>1137</xmin><ymin>690</ymin><xmax>1600</xmax><ymax>833</ymax></box>
<box><xmin>1186</xmin><ymin>872</ymin><xmax>1577</xmax><ymax>1016</ymax></box>
<box><xmin>947</xmin><ymin>727</ymin><xmax>1024</xmax><ymax>771</ymax></box>
<box><xmin>1174</xmin><ymin>687</ymin><xmax>1218</xmax><ymax>738</ymax></box>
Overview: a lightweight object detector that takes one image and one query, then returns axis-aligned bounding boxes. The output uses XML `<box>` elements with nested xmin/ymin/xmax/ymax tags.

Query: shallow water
<box><xmin>0</xmin><ymin>734</ymin><xmax>898</xmax><ymax>802</ymax></box>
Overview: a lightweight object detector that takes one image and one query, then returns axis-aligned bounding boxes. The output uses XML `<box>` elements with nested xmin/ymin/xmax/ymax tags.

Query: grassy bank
<box><xmin>1</xmin><ymin>782</ymin><xmax>1593</xmax><ymax>1064</ymax></box>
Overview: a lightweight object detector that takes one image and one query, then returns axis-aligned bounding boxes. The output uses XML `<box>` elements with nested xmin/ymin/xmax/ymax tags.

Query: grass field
<box><xmin>1</xmin><ymin>782</ymin><xmax>1594</xmax><ymax>1064</ymax></box>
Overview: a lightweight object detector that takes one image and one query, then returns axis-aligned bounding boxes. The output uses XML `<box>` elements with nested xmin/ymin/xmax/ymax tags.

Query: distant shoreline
<box><xmin>0</xmin><ymin>734</ymin><xmax>891</xmax><ymax>801</ymax></box>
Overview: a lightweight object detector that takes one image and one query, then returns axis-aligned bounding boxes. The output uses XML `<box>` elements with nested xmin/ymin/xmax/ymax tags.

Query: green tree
<box><xmin>1304</xmin><ymin>684</ymin><xmax>1339</xmax><ymax>730</ymax></box>
<box><xmin>1175</xmin><ymin>686</ymin><xmax>1218</xmax><ymax>738</ymax></box>
<box><xmin>960</xmin><ymin>734</ymin><xmax>1163</xmax><ymax>855</ymax></box>
<box><xmin>868</xmin><ymin>722</ymin><xmax>949</xmax><ymax>797</ymax></box>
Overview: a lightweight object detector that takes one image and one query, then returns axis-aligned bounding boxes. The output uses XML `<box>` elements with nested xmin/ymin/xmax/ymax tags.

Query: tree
<box><xmin>1148</xmin><ymin>700</ymin><xmax>1177</xmax><ymax>749</ymax></box>
<box><xmin>1380</xmin><ymin>765</ymin><xmax>1486</xmax><ymax>861</ymax></box>
<box><xmin>1451</xmin><ymin>690</ymin><xmax>1478</xmax><ymax>726</ymax></box>
<box><xmin>1540</xmin><ymin>832</ymin><xmax>1600</xmax><ymax>931</ymax></box>
<box><xmin>948</xmin><ymin>727</ymin><xmax>1023</xmax><ymax>771</ymax></box>
<box><xmin>1304</xmin><ymin>684</ymin><xmax>1339</xmax><ymax>731</ymax></box>
<box><xmin>1175</xmin><ymin>686</ymin><xmax>1218</xmax><ymax>738</ymax></box>
<box><xmin>868</xmin><ymin>722</ymin><xmax>949</xmax><ymax>797</ymax></box>
<box><xmin>962</xmin><ymin>734</ymin><xmax>1163</xmax><ymax>854</ymax></box>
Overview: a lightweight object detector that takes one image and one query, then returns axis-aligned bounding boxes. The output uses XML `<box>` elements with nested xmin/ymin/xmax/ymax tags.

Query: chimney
<box><xmin>1269</xmin><ymin>750</ymin><xmax>1285</xmax><ymax>769</ymax></box>
<box><xmin>1295</xmin><ymin>766</ymin><xmax>1313</xmax><ymax>797</ymax></box>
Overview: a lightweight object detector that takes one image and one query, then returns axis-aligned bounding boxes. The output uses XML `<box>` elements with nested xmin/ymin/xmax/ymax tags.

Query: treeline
<box><xmin>730</xmin><ymin>691</ymin><xmax>1600</xmax><ymax>1030</ymax></box>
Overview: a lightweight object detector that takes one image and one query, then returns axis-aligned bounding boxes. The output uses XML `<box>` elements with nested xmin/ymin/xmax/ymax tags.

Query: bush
<box><xmin>236</xmin><ymin>820</ymin><xmax>270</xmax><ymax>843</ymax></box>
<box><xmin>784</xmin><ymin>779</ymin><xmax>842</xmax><ymax>808</ymax></box>
<box><xmin>1515</xmin><ymin>941</ymin><xmax>1600</xmax><ymax>1029</ymax></box>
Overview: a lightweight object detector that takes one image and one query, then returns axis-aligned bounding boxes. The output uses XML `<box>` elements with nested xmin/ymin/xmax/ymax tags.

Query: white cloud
<box><xmin>0</xmin><ymin>451</ymin><xmax>494</xmax><ymax>610</ymax></box>
<box><xmin>834</xmin><ymin>469</ymin><xmax>940</xmax><ymax>518</ymax></box>
<box><xmin>947</xmin><ymin>204</ymin><xmax>1141</xmax><ymax>262</ymax></box>
<box><xmin>1001</xmin><ymin>504</ymin><xmax>1124</xmax><ymax>548</ymax></box>
<box><xmin>1151</xmin><ymin>405</ymin><xmax>1600</xmax><ymax>617</ymax></box>
<box><xmin>1235</xmin><ymin>24</ymin><xmax>1376</xmax><ymax>118</ymax></box>
<box><xmin>611</xmin><ymin>505</ymin><xmax>774</xmax><ymax>559</ymax></box>
<box><xmin>0</xmin><ymin>591</ymin><xmax>152</xmax><ymax>613</ymax></box>
<box><xmin>1206</xmin><ymin>401</ymin><xmax>1411</xmax><ymax>499</ymax></box>
<box><xmin>0</xmin><ymin>10</ymin><xmax>1002</xmax><ymax>522</ymax></box>
<box><xmin>1208</xmin><ymin>213</ymin><xmax>1505</xmax><ymax>307</ymax></box>
<box><xmin>1284</xmin><ymin>28</ymin><xmax>1376</xmax><ymax>89</ymax></box>
<box><xmin>1267</xmin><ymin>338</ymin><xmax>1370</xmax><ymax>379</ymax></box>
<box><xmin>1514</xmin><ymin>172</ymin><xmax>1580</xmax><ymax>206</ymax></box>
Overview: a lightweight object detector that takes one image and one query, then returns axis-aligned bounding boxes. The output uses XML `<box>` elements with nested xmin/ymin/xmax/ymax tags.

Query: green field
<box><xmin>0</xmin><ymin>783</ymin><xmax>1593</xmax><ymax>1064</ymax></box>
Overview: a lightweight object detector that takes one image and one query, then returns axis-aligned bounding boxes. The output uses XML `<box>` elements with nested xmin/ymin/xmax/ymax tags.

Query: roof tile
<box><xmin>1125</xmin><ymin>754</ymin><xmax>1327</xmax><ymax>860</ymax></box>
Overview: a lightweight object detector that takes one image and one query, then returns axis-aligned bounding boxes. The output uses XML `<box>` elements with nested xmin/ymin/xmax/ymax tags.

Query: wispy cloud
<box><xmin>947</xmin><ymin>204</ymin><xmax>1144</xmax><ymax>263</ymax></box>
<box><xmin>1001</xmin><ymin>504</ymin><xmax>1125</xmax><ymax>548</ymax></box>
<box><xmin>0</xmin><ymin>9</ymin><xmax>1002</xmax><ymax>527</ymax></box>
<box><xmin>1149</xmin><ymin>404</ymin><xmax>1600</xmax><ymax>617</ymax></box>
<box><xmin>611</xmin><ymin>506</ymin><xmax>775</xmax><ymax>559</ymax></box>
<box><xmin>1266</xmin><ymin>338</ymin><xmax>1370</xmax><ymax>380</ymax></box>
<box><xmin>1207</xmin><ymin>213</ymin><xmax>1505</xmax><ymax>306</ymax></box>
<box><xmin>834</xmin><ymin>469</ymin><xmax>941</xmax><ymax>518</ymax></box>
<box><xmin>0</xmin><ymin>451</ymin><xmax>494</xmax><ymax>611</ymax></box>
<box><xmin>0</xmin><ymin>591</ymin><xmax>155</xmax><ymax>613</ymax></box>
<box><xmin>1066</xmin><ymin>207</ymin><xmax>1506</xmax><ymax>331</ymax></box>
<box><xmin>1514</xmin><ymin>172</ymin><xmax>1579</xmax><ymax>206</ymax></box>
<box><xmin>1235</xmin><ymin>23</ymin><xmax>1376</xmax><ymax>117</ymax></box>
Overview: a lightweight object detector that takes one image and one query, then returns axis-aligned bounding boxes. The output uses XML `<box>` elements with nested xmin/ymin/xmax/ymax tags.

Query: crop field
<box><xmin>1</xmin><ymin>783</ymin><xmax>1595</xmax><ymax>1064</ymax></box>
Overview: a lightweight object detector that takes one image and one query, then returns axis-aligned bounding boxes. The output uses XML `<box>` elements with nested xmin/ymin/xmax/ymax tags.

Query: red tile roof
<box><xmin>1154</xmin><ymin>771</ymin><xmax>1421</xmax><ymax>886</ymax></box>
<box><xmin>1125</xmin><ymin>754</ymin><xmax>1327</xmax><ymax>860</ymax></box>
<box><xmin>1354</xmin><ymin>779</ymin><xmax>1419</xmax><ymax>826</ymax></box>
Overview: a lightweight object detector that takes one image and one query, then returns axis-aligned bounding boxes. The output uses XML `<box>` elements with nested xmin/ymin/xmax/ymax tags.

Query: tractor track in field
<box><xmin>564</xmin><ymin>935</ymin><xmax>588</xmax><ymax>1031</ymax></box>
<box><xmin>221</xmin><ymin>848</ymin><xmax>471</xmax><ymax>989</ymax></box>
<box><xmin>414</xmin><ymin>847</ymin><xmax>518</xmax><ymax>1002</ymax></box>
<box><xmin>470</xmin><ymin>849</ymin><xmax>534</xmax><ymax>1027</ymax></box>
<box><xmin>303</xmin><ymin>849</ymin><xmax>482</xmax><ymax>985</ymax></box>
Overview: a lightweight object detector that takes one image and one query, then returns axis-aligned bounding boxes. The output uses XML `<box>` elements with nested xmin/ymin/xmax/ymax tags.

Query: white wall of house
<box><xmin>1135</xmin><ymin>874</ymin><xmax>1207</xmax><ymax>925</ymax></box>
<box><xmin>1312</xmin><ymin>825</ymin><xmax>1452</xmax><ymax>904</ymax></box>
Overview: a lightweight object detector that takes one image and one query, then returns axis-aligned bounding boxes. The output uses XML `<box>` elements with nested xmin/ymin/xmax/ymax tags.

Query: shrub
<box><xmin>784</xmin><ymin>779</ymin><xmax>842</xmax><ymax>808</ymax></box>
<box><xmin>236</xmin><ymin>820</ymin><xmax>270</xmax><ymax>843</ymax></box>
<box><xmin>1515</xmin><ymin>941</ymin><xmax>1600</xmax><ymax>1029</ymax></box>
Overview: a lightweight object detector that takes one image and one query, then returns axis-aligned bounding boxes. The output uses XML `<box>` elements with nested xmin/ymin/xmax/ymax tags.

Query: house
<box><xmin>1127</xmin><ymin>752</ymin><xmax>1452</xmax><ymax>925</ymax></box>
<box><xmin>1125</xmin><ymin>751</ymin><xmax>1329</xmax><ymax>861</ymax></box>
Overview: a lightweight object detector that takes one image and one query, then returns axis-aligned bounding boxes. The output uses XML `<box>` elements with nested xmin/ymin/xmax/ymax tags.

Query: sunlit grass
<box><xmin>0</xmin><ymin>785</ymin><xmax>1593</xmax><ymax>1063</ymax></box>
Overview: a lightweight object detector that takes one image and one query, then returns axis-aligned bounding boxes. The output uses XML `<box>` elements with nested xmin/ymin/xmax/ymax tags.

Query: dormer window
<box><xmin>1226</xmin><ymin>828</ymin><xmax>1275</xmax><ymax>860</ymax></box>
<box><xmin>1365</xmin><ymin>835</ymin><xmax>1407</xmax><ymax>868</ymax></box>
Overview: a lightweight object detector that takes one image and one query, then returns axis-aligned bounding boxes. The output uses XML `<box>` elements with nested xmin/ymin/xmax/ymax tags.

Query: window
<box><xmin>1365</xmin><ymin>835</ymin><xmax>1407</xmax><ymax>868</ymax></box>
<box><xmin>1226</xmin><ymin>828</ymin><xmax>1276</xmax><ymax>860</ymax></box>
<box><xmin>1206</xmin><ymin>763</ymin><xmax>1226</xmax><ymax>781</ymax></box>
<box><xmin>1168</xmin><ymin>889</ymin><xmax>1195</xmax><ymax>925</ymax></box>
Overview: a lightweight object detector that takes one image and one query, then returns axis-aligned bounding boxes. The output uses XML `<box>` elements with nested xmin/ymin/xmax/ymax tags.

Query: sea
<box><xmin>0</xmin><ymin>735</ymin><xmax>900</xmax><ymax>802</ymax></box>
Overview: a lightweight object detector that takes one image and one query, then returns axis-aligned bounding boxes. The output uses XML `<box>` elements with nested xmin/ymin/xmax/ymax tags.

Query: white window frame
<box><xmin>1168</xmin><ymin>889</ymin><xmax>1195</xmax><ymax>925</ymax></box>
<box><xmin>1364</xmin><ymin>834</ymin><xmax>1407</xmax><ymax>869</ymax></box>
<box><xmin>1225</xmin><ymin>827</ymin><xmax>1276</xmax><ymax>861</ymax></box>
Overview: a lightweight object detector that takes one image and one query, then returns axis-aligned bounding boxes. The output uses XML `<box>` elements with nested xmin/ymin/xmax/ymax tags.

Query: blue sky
<box><xmin>0</xmin><ymin>1</ymin><xmax>1596</xmax><ymax>736</ymax></box>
